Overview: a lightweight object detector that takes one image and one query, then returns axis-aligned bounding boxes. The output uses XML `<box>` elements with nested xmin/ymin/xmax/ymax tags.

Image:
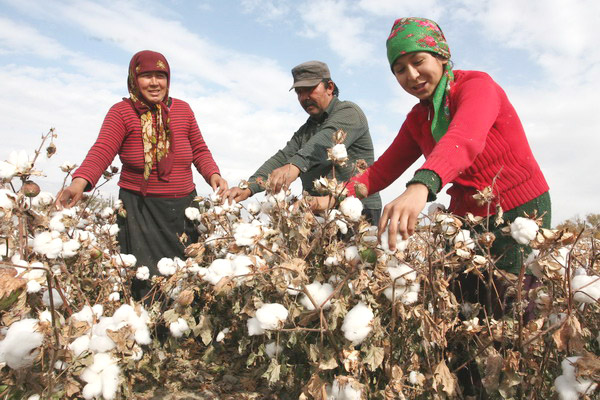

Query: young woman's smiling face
<box><xmin>392</xmin><ymin>52</ymin><xmax>447</xmax><ymax>101</ymax></box>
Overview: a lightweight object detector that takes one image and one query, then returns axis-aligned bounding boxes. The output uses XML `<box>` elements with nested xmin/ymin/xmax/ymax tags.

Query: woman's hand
<box><xmin>378</xmin><ymin>183</ymin><xmax>428</xmax><ymax>250</ymax></box>
<box><xmin>222</xmin><ymin>187</ymin><xmax>251</xmax><ymax>204</ymax></box>
<box><xmin>308</xmin><ymin>196</ymin><xmax>335</xmax><ymax>212</ymax></box>
<box><xmin>209</xmin><ymin>173</ymin><xmax>229</xmax><ymax>194</ymax></box>
<box><xmin>55</xmin><ymin>178</ymin><xmax>89</xmax><ymax>209</ymax></box>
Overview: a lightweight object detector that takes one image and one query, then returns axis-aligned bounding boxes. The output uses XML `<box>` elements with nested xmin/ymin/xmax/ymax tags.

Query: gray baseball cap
<box><xmin>290</xmin><ymin>60</ymin><xmax>331</xmax><ymax>90</ymax></box>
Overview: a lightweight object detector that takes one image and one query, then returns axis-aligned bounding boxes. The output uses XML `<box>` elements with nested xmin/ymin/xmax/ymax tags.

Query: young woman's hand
<box><xmin>55</xmin><ymin>177</ymin><xmax>89</xmax><ymax>209</ymax></box>
<box><xmin>378</xmin><ymin>183</ymin><xmax>428</xmax><ymax>250</ymax></box>
<box><xmin>209</xmin><ymin>173</ymin><xmax>229</xmax><ymax>194</ymax></box>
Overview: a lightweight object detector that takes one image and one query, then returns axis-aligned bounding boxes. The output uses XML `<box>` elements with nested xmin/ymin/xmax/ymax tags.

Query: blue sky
<box><xmin>1</xmin><ymin>0</ymin><xmax>598</xmax><ymax>224</ymax></box>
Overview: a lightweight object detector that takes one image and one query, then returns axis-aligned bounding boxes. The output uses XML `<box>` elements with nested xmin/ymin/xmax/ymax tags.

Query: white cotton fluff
<box><xmin>0</xmin><ymin>160</ymin><xmax>17</xmax><ymax>179</ymax></box>
<box><xmin>324</xmin><ymin>256</ymin><xmax>340</xmax><ymax>266</ymax></box>
<box><xmin>300</xmin><ymin>281</ymin><xmax>334</xmax><ymax>310</ymax></box>
<box><xmin>427</xmin><ymin>202</ymin><xmax>445</xmax><ymax>217</ymax></box>
<box><xmin>59</xmin><ymin>161</ymin><xmax>77</xmax><ymax>172</ymax></box>
<box><xmin>80</xmin><ymin>352</ymin><xmax>121</xmax><ymax>400</ymax></box>
<box><xmin>26</xmin><ymin>395</ymin><xmax>40</xmax><ymax>400</ymax></box>
<box><xmin>554</xmin><ymin>356</ymin><xmax>597</xmax><ymax>399</ymax></box>
<box><xmin>136</xmin><ymin>266</ymin><xmax>150</xmax><ymax>280</ymax></box>
<box><xmin>234</xmin><ymin>221</ymin><xmax>262</xmax><ymax>246</ymax></box>
<box><xmin>8</xmin><ymin>150</ymin><xmax>32</xmax><ymax>173</ymax></box>
<box><xmin>39</xmin><ymin>309</ymin><xmax>52</xmax><ymax>323</ymax></box>
<box><xmin>0</xmin><ymin>319</ymin><xmax>44</xmax><ymax>369</ymax></box>
<box><xmin>70</xmin><ymin>335</ymin><xmax>91</xmax><ymax>357</ymax></box>
<box><xmin>27</xmin><ymin>280</ymin><xmax>42</xmax><ymax>293</ymax></box>
<box><xmin>157</xmin><ymin>257</ymin><xmax>178</xmax><ymax>276</ymax></box>
<box><xmin>379</xmin><ymin>230</ymin><xmax>408</xmax><ymax>253</ymax></box>
<box><xmin>169</xmin><ymin>318</ymin><xmax>190</xmax><ymax>338</ymax></box>
<box><xmin>339</xmin><ymin>197</ymin><xmax>363</xmax><ymax>222</ymax></box>
<box><xmin>265</xmin><ymin>342</ymin><xmax>283</xmax><ymax>358</ymax></box>
<box><xmin>510</xmin><ymin>217</ymin><xmax>539</xmax><ymax>245</ymax></box>
<box><xmin>184</xmin><ymin>207</ymin><xmax>201</xmax><ymax>221</ymax></box>
<box><xmin>108</xmin><ymin>292</ymin><xmax>120</xmax><ymax>302</ymax></box>
<box><xmin>32</xmin><ymin>231</ymin><xmax>63</xmax><ymax>259</ymax></box>
<box><xmin>571</xmin><ymin>274</ymin><xmax>600</xmax><ymax>304</ymax></box>
<box><xmin>42</xmin><ymin>288</ymin><xmax>63</xmax><ymax>307</ymax></box>
<box><xmin>31</xmin><ymin>191</ymin><xmax>55</xmax><ymax>208</ymax></box>
<box><xmin>113</xmin><ymin>253</ymin><xmax>137</xmax><ymax>267</ymax></box>
<box><xmin>255</xmin><ymin>303</ymin><xmax>288</xmax><ymax>331</ymax></box>
<box><xmin>331</xmin><ymin>377</ymin><xmax>362</xmax><ymax>400</ymax></box>
<box><xmin>247</xmin><ymin>317</ymin><xmax>265</xmax><ymax>336</ymax></box>
<box><xmin>246</xmin><ymin>201</ymin><xmax>261</xmax><ymax>214</ymax></box>
<box><xmin>100</xmin><ymin>207</ymin><xmax>114</xmax><ymax>218</ymax></box>
<box><xmin>202</xmin><ymin>258</ymin><xmax>234</xmax><ymax>285</ymax></box>
<box><xmin>0</xmin><ymin>189</ymin><xmax>16</xmax><ymax>213</ymax></box>
<box><xmin>102</xmin><ymin>224</ymin><xmax>120</xmax><ymax>236</ymax></box>
<box><xmin>216</xmin><ymin>328</ymin><xmax>230</xmax><ymax>342</ymax></box>
<box><xmin>341</xmin><ymin>302</ymin><xmax>374</xmax><ymax>345</ymax></box>
<box><xmin>454</xmin><ymin>230</ymin><xmax>475</xmax><ymax>249</ymax></box>
<box><xmin>344</xmin><ymin>246</ymin><xmax>359</xmax><ymax>262</ymax></box>
<box><xmin>61</xmin><ymin>239</ymin><xmax>80</xmax><ymax>258</ymax></box>
<box><xmin>331</xmin><ymin>143</ymin><xmax>348</xmax><ymax>161</ymax></box>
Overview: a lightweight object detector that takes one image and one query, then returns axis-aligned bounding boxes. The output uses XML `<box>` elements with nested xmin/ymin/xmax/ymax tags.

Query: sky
<box><xmin>0</xmin><ymin>0</ymin><xmax>598</xmax><ymax>224</ymax></box>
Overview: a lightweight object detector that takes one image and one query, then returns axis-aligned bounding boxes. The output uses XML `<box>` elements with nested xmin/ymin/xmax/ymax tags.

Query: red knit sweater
<box><xmin>349</xmin><ymin>70</ymin><xmax>549</xmax><ymax>216</ymax></box>
<box><xmin>74</xmin><ymin>99</ymin><xmax>220</xmax><ymax>197</ymax></box>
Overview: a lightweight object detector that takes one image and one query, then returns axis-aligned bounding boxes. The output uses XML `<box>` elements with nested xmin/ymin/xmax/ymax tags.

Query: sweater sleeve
<box><xmin>348</xmin><ymin>114</ymin><xmax>422</xmax><ymax>197</ymax></box>
<box><xmin>72</xmin><ymin>105</ymin><xmax>127</xmax><ymax>190</ymax></box>
<box><xmin>288</xmin><ymin>103</ymin><xmax>367</xmax><ymax>173</ymax></box>
<box><xmin>247</xmin><ymin>132</ymin><xmax>303</xmax><ymax>194</ymax></box>
<box><xmin>187</xmin><ymin>109</ymin><xmax>220</xmax><ymax>183</ymax></box>
<box><xmin>419</xmin><ymin>76</ymin><xmax>501</xmax><ymax>187</ymax></box>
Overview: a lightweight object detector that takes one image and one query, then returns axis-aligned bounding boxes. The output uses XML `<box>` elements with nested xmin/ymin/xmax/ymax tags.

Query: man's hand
<box><xmin>209</xmin><ymin>173</ymin><xmax>229</xmax><ymax>194</ymax></box>
<box><xmin>223</xmin><ymin>187</ymin><xmax>252</xmax><ymax>204</ymax></box>
<box><xmin>55</xmin><ymin>177</ymin><xmax>89</xmax><ymax>209</ymax></box>
<box><xmin>378</xmin><ymin>183</ymin><xmax>428</xmax><ymax>251</ymax></box>
<box><xmin>269</xmin><ymin>164</ymin><xmax>300</xmax><ymax>193</ymax></box>
<box><xmin>308</xmin><ymin>196</ymin><xmax>335</xmax><ymax>212</ymax></box>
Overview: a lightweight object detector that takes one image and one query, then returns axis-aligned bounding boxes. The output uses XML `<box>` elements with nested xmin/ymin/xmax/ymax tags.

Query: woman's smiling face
<box><xmin>392</xmin><ymin>52</ymin><xmax>447</xmax><ymax>100</ymax></box>
<box><xmin>136</xmin><ymin>71</ymin><xmax>168</xmax><ymax>104</ymax></box>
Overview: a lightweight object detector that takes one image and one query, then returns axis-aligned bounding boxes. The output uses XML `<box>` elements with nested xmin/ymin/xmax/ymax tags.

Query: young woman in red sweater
<box><xmin>57</xmin><ymin>50</ymin><xmax>227</xmax><ymax>285</ymax></box>
<box><xmin>340</xmin><ymin>17</ymin><xmax>550</xmax><ymax>275</ymax></box>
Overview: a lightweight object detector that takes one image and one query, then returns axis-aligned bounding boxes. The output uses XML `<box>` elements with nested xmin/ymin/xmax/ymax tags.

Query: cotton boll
<box><xmin>324</xmin><ymin>256</ymin><xmax>340</xmax><ymax>266</ymax></box>
<box><xmin>246</xmin><ymin>201</ymin><xmax>261</xmax><ymax>214</ymax></box>
<box><xmin>234</xmin><ymin>222</ymin><xmax>262</xmax><ymax>246</ymax></box>
<box><xmin>72</xmin><ymin>305</ymin><xmax>95</xmax><ymax>324</ymax></box>
<box><xmin>571</xmin><ymin>274</ymin><xmax>600</xmax><ymax>304</ymax></box>
<box><xmin>379</xmin><ymin>230</ymin><xmax>409</xmax><ymax>253</ymax></box>
<box><xmin>92</xmin><ymin>304</ymin><xmax>104</xmax><ymax>318</ymax></box>
<box><xmin>89</xmin><ymin>335</ymin><xmax>116</xmax><ymax>353</ymax></box>
<box><xmin>0</xmin><ymin>318</ymin><xmax>44</xmax><ymax>369</ymax></box>
<box><xmin>454</xmin><ymin>230</ymin><xmax>475</xmax><ymax>249</ymax></box>
<box><xmin>61</xmin><ymin>239</ymin><xmax>80</xmax><ymax>258</ymax></box>
<box><xmin>81</xmin><ymin>374</ymin><xmax>102</xmax><ymax>400</ymax></box>
<box><xmin>169</xmin><ymin>318</ymin><xmax>190</xmax><ymax>338</ymax></box>
<box><xmin>216</xmin><ymin>328</ymin><xmax>230</xmax><ymax>342</ymax></box>
<box><xmin>157</xmin><ymin>257</ymin><xmax>177</xmax><ymax>276</ymax></box>
<box><xmin>554</xmin><ymin>356</ymin><xmax>598</xmax><ymax>399</ymax></box>
<box><xmin>247</xmin><ymin>317</ymin><xmax>265</xmax><ymax>336</ymax></box>
<box><xmin>339</xmin><ymin>197</ymin><xmax>363</xmax><ymax>222</ymax></box>
<box><xmin>510</xmin><ymin>217</ymin><xmax>539</xmax><ymax>245</ymax></box>
<box><xmin>202</xmin><ymin>258</ymin><xmax>235</xmax><ymax>285</ymax></box>
<box><xmin>31</xmin><ymin>191</ymin><xmax>54</xmax><ymax>208</ymax></box>
<box><xmin>39</xmin><ymin>309</ymin><xmax>53</xmax><ymax>323</ymax></box>
<box><xmin>265</xmin><ymin>342</ymin><xmax>283</xmax><ymax>358</ymax></box>
<box><xmin>42</xmin><ymin>288</ymin><xmax>63</xmax><ymax>307</ymax></box>
<box><xmin>8</xmin><ymin>150</ymin><xmax>32</xmax><ymax>173</ymax></box>
<box><xmin>331</xmin><ymin>143</ymin><xmax>348</xmax><ymax>161</ymax></box>
<box><xmin>101</xmin><ymin>363</ymin><xmax>120</xmax><ymax>400</ymax></box>
<box><xmin>331</xmin><ymin>377</ymin><xmax>362</xmax><ymax>400</ymax></box>
<box><xmin>112</xmin><ymin>304</ymin><xmax>134</xmax><ymax>324</ymax></box>
<box><xmin>70</xmin><ymin>335</ymin><xmax>91</xmax><ymax>357</ymax></box>
<box><xmin>108</xmin><ymin>292</ymin><xmax>120</xmax><ymax>302</ymax></box>
<box><xmin>184</xmin><ymin>207</ymin><xmax>201</xmax><ymax>221</ymax></box>
<box><xmin>300</xmin><ymin>282</ymin><xmax>334</xmax><ymax>310</ymax></box>
<box><xmin>387</xmin><ymin>263</ymin><xmax>417</xmax><ymax>286</ymax></box>
<box><xmin>32</xmin><ymin>231</ymin><xmax>63</xmax><ymax>259</ymax></box>
<box><xmin>27</xmin><ymin>280</ymin><xmax>42</xmax><ymax>293</ymax></box>
<box><xmin>255</xmin><ymin>303</ymin><xmax>288</xmax><ymax>330</ymax></box>
<box><xmin>26</xmin><ymin>395</ymin><xmax>41</xmax><ymax>400</ymax></box>
<box><xmin>0</xmin><ymin>160</ymin><xmax>17</xmax><ymax>179</ymax></box>
<box><xmin>135</xmin><ymin>266</ymin><xmax>150</xmax><ymax>280</ymax></box>
<box><xmin>344</xmin><ymin>246</ymin><xmax>359</xmax><ymax>262</ymax></box>
<box><xmin>341</xmin><ymin>302</ymin><xmax>374</xmax><ymax>345</ymax></box>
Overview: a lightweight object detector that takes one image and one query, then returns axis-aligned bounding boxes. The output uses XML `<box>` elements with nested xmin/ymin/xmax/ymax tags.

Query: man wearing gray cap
<box><xmin>224</xmin><ymin>60</ymin><xmax>381</xmax><ymax>223</ymax></box>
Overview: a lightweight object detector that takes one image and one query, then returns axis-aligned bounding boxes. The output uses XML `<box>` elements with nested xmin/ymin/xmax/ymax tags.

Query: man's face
<box><xmin>295</xmin><ymin>81</ymin><xmax>334</xmax><ymax>117</ymax></box>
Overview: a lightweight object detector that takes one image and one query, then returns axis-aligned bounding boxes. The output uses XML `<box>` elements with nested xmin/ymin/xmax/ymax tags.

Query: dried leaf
<box><xmin>433</xmin><ymin>360</ymin><xmax>457</xmax><ymax>396</ymax></box>
<box><xmin>363</xmin><ymin>346</ymin><xmax>384</xmax><ymax>371</ymax></box>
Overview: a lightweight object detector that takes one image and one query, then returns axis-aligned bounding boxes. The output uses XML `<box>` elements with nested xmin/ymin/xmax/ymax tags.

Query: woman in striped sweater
<box><xmin>57</xmin><ymin>50</ymin><xmax>227</xmax><ymax>282</ymax></box>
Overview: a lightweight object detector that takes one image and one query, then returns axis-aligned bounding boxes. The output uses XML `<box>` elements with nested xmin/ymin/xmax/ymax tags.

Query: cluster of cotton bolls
<box><xmin>510</xmin><ymin>217</ymin><xmax>540</xmax><ymax>245</ymax></box>
<box><xmin>67</xmin><ymin>304</ymin><xmax>151</xmax><ymax>398</ymax></box>
<box><xmin>554</xmin><ymin>356</ymin><xmax>597</xmax><ymax>399</ymax></box>
<box><xmin>247</xmin><ymin>303</ymin><xmax>289</xmax><ymax>336</ymax></box>
<box><xmin>0</xmin><ymin>318</ymin><xmax>44</xmax><ymax>369</ymax></box>
<box><xmin>197</xmin><ymin>254</ymin><xmax>258</xmax><ymax>286</ymax></box>
<box><xmin>300</xmin><ymin>281</ymin><xmax>334</xmax><ymax>310</ymax></box>
<box><xmin>341</xmin><ymin>302</ymin><xmax>374</xmax><ymax>345</ymax></box>
<box><xmin>384</xmin><ymin>261</ymin><xmax>420</xmax><ymax>304</ymax></box>
<box><xmin>379</xmin><ymin>230</ymin><xmax>409</xmax><ymax>254</ymax></box>
<box><xmin>233</xmin><ymin>220</ymin><xmax>263</xmax><ymax>247</ymax></box>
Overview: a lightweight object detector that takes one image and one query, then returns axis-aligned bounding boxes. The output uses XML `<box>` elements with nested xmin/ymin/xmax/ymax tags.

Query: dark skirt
<box><xmin>116</xmin><ymin>188</ymin><xmax>198</xmax><ymax>277</ymax></box>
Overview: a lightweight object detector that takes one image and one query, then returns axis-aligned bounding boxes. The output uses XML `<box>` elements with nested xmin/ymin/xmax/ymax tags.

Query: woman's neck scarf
<box><xmin>125</xmin><ymin>50</ymin><xmax>173</xmax><ymax>195</ymax></box>
<box><xmin>386</xmin><ymin>17</ymin><xmax>454</xmax><ymax>142</ymax></box>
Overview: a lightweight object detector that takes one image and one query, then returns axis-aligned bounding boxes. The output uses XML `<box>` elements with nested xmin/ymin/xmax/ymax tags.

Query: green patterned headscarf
<box><xmin>386</xmin><ymin>17</ymin><xmax>454</xmax><ymax>142</ymax></box>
